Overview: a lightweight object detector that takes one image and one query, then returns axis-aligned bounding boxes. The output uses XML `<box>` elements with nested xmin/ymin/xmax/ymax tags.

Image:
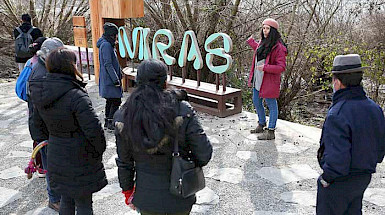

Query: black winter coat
<box><xmin>28</xmin><ymin>58</ymin><xmax>49</xmax><ymax>143</ymax></box>
<box><xmin>29</xmin><ymin>73</ymin><xmax>107</xmax><ymax>198</ymax></box>
<box><xmin>14</xmin><ymin>23</ymin><xmax>43</xmax><ymax>63</ymax></box>
<box><xmin>114</xmin><ymin>99</ymin><xmax>212</xmax><ymax>213</ymax></box>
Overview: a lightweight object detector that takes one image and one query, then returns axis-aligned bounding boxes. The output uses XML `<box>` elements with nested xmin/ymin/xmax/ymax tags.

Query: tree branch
<box><xmin>225</xmin><ymin>0</ymin><xmax>241</xmax><ymax>34</ymax></box>
<box><xmin>171</xmin><ymin>0</ymin><xmax>188</xmax><ymax>30</ymax></box>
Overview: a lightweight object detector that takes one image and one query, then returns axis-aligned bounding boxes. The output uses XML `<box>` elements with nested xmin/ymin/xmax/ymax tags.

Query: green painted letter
<box><xmin>204</xmin><ymin>33</ymin><xmax>233</xmax><ymax>74</ymax></box>
<box><xmin>118</xmin><ymin>27</ymin><xmax>152</xmax><ymax>60</ymax></box>
<box><xmin>178</xmin><ymin>31</ymin><xmax>203</xmax><ymax>70</ymax></box>
<box><xmin>152</xmin><ymin>29</ymin><xmax>176</xmax><ymax>66</ymax></box>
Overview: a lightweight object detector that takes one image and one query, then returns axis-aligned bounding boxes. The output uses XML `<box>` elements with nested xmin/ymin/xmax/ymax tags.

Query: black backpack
<box><xmin>15</xmin><ymin>27</ymin><xmax>34</xmax><ymax>58</ymax></box>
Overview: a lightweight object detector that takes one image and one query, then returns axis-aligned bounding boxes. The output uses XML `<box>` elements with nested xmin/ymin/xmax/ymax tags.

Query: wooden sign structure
<box><xmin>89</xmin><ymin>0</ymin><xmax>242</xmax><ymax>117</ymax></box>
<box><xmin>73</xmin><ymin>16</ymin><xmax>91</xmax><ymax>80</ymax></box>
<box><xmin>89</xmin><ymin>0</ymin><xmax>144</xmax><ymax>84</ymax></box>
<box><xmin>118</xmin><ymin>27</ymin><xmax>242</xmax><ymax>117</ymax></box>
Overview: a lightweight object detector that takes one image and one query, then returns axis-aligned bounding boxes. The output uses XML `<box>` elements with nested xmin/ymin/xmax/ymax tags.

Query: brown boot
<box><xmin>258</xmin><ymin>129</ymin><xmax>275</xmax><ymax>140</ymax></box>
<box><xmin>250</xmin><ymin>123</ymin><xmax>266</xmax><ymax>134</ymax></box>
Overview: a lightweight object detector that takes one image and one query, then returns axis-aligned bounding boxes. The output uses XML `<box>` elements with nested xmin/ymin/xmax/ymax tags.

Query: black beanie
<box><xmin>103</xmin><ymin>22</ymin><xmax>119</xmax><ymax>36</ymax></box>
<box><xmin>136</xmin><ymin>59</ymin><xmax>168</xmax><ymax>87</ymax></box>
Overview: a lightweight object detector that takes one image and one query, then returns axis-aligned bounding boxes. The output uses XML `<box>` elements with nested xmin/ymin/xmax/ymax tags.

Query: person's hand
<box><xmin>257</xmin><ymin>64</ymin><xmax>264</xmax><ymax>71</ymax></box>
<box><xmin>114</xmin><ymin>80</ymin><xmax>120</xmax><ymax>87</ymax></box>
<box><xmin>319</xmin><ymin>175</ymin><xmax>330</xmax><ymax>188</ymax></box>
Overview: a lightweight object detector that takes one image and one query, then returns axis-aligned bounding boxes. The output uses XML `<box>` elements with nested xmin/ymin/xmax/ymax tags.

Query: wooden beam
<box><xmin>89</xmin><ymin>0</ymin><xmax>101</xmax><ymax>84</ymax></box>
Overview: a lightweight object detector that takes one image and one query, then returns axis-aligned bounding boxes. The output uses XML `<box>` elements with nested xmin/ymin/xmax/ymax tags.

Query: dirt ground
<box><xmin>0</xmin><ymin>39</ymin><xmax>18</xmax><ymax>82</ymax></box>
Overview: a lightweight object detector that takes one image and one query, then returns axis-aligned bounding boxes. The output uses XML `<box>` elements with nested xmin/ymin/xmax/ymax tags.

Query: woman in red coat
<box><xmin>247</xmin><ymin>18</ymin><xmax>287</xmax><ymax>140</ymax></box>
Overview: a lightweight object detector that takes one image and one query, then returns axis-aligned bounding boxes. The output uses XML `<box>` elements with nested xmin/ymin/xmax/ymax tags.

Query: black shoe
<box><xmin>48</xmin><ymin>201</ymin><xmax>60</xmax><ymax>212</ymax></box>
<box><xmin>104</xmin><ymin>118</ymin><xmax>108</xmax><ymax>130</ymax></box>
<box><xmin>107</xmin><ymin>119</ymin><xmax>115</xmax><ymax>131</ymax></box>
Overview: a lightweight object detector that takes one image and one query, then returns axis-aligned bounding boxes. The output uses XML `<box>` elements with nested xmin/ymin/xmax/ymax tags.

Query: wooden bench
<box><xmin>122</xmin><ymin>67</ymin><xmax>242</xmax><ymax>118</ymax></box>
<box><xmin>122</xmin><ymin>67</ymin><xmax>138</xmax><ymax>90</ymax></box>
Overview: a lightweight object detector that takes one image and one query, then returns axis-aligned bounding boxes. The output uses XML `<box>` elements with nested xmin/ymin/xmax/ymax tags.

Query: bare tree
<box><xmin>0</xmin><ymin>0</ymin><xmax>89</xmax><ymax>43</ymax></box>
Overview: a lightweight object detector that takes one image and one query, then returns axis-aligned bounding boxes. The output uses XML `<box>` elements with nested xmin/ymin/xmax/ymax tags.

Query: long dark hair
<box><xmin>121</xmin><ymin>59</ymin><xmax>177</xmax><ymax>153</ymax></box>
<box><xmin>257</xmin><ymin>27</ymin><xmax>285</xmax><ymax>60</ymax></box>
<box><xmin>46</xmin><ymin>48</ymin><xmax>84</xmax><ymax>81</ymax></box>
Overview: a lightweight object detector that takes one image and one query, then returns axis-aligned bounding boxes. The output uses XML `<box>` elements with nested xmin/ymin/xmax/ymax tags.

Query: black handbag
<box><xmin>169</xmin><ymin>117</ymin><xmax>205</xmax><ymax>198</ymax></box>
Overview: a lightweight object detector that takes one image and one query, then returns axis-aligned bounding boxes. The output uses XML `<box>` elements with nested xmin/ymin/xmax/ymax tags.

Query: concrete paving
<box><xmin>0</xmin><ymin>75</ymin><xmax>385</xmax><ymax>214</ymax></box>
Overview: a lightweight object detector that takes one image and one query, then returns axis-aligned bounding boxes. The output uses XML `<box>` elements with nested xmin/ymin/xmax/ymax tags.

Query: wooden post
<box><xmin>86</xmin><ymin>48</ymin><xmax>91</xmax><ymax>80</ymax></box>
<box><xmin>169</xmin><ymin>65</ymin><xmax>173</xmax><ymax>80</ymax></box>
<box><xmin>197</xmin><ymin>70</ymin><xmax>201</xmax><ymax>87</ymax></box>
<box><xmin>182</xmin><ymin>67</ymin><xmax>186</xmax><ymax>84</ymax></box>
<box><xmin>222</xmin><ymin>73</ymin><xmax>226</xmax><ymax>92</ymax></box>
<box><xmin>73</xmin><ymin>16</ymin><xmax>88</xmax><ymax>79</ymax></box>
<box><xmin>78</xmin><ymin>47</ymin><xmax>83</xmax><ymax>74</ymax></box>
<box><xmin>215</xmin><ymin>74</ymin><xmax>219</xmax><ymax>91</ymax></box>
<box><xmin>89</xmin><ymin>0</ymin><xmax>102</xmax><ymax>84</ymax></box>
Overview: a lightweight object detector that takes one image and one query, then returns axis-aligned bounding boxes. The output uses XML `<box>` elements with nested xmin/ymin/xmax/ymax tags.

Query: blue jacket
<box><xmin>318</xmin><ymin>86</ymin><xmax>385</xmax><ymax>182</ymax></box>
<box><xmin>97</xmin><ymin>36</ymin><xmax>122</xmax><ymax>98</ymax></box>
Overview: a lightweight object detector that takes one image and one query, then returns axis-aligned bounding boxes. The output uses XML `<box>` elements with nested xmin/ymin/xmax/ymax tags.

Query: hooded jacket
<box><xmin>247</xmin><ymin>37</ymin><xmax>287</xmax><ymax>98</ymax></box>
<box><xmin>114</xmin><ymin>94</ymin><xmax>212</xmax><ymax>213</ymax></box>
<box><xmin>97</xmin><ymin>36</ymin><xmax>122</xmax><ymax>98</ymax></box>
<box><xmin>27</xmin><ymin>57</ymin><xmax>49</xmax><ymax>143</ymax></box>
<box><xmin>14</xmin><ymin>23</ymin><xmax>43</xmax><ymax>63</ymax></box>
<box><xmin>318</xmin><ymin>86</ymin><xmax>385</xmax><ymax>183</ymax></box>
<box><xmin>29</xmin><ymin>73</ymin><xmax>107</xmax><ymax>198</ymax></box>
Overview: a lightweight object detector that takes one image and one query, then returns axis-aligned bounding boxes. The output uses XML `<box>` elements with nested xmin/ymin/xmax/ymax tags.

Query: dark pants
<box><xmin>105</xmin><ymin>98</ymin><xmax>121</xmax><ymax>119</ymax></box>
<box><xmin>40</xmin><ymin>145</ymin><xmax>61</xmax><ymax>203</ymax></box>
<box><xmin>316</xmin><ymin>174</ymin><xmax>372</xmax><ymax>215</ymax></box>
<box><xmin>139</xmin><ymin>210</ymin><xmax>191</xmax><ymax>215</ymax></box>
<box><xmin>59</xmin><ymin>194</ymin><xmax>93</xmax><ymax>215</ymax></box>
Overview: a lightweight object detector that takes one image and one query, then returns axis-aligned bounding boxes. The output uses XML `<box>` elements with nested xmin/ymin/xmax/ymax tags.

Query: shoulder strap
<box><xmin>173</xmin><ymin>125</ymin><xmax>179</xmax><ymax>155</ymax></box>
<box><xmin>26</xmin><ymin>27</ymin><xmax>35</xmax><ymax>35</ymax></box>
<box><xmin>172</xmin><ymin>102</ymin><xmax>184</xmax><ymax>156</ymax></box>
<box><xmin>16</xmin><ymin>27</ymin><xmax>23</xmax><ymax>35</ymax></box>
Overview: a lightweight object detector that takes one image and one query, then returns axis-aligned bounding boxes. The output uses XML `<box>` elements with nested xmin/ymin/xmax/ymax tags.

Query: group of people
<box><xmin>15</xmin><ymin>14</ymin><xmax>213</xmax><ymax>215</ymax></box>
<box><xmin>13</xmin><ymin>13</ymin><xmax>385</xmax><ymax>215</ymax></box>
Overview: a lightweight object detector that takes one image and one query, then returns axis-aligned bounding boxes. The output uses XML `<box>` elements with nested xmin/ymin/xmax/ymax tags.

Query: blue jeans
<box><xmin>60</xmin><ymin>194</ymin><xmax>93</xmax><ymax>215</ymax></box>
<box><xmin>252</xmin><ymin>88</ymin><xmax>278</xmax><ymax>129</ymax></box>
<box><xmin>41</xmin><ymin>145</ymin><xmax>61</xmax><ymax>203</ymax></box>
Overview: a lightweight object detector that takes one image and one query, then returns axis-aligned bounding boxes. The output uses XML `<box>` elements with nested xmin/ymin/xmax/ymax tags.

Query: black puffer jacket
<box><xmin>114</xmin><ymin>98</ymin><xmax>212</xmax><ymax>213</ymax></box>
<box><xmin>28</xmin><ymin>58</ymin><xmax>49</xmax><ymax>143</ymax></box>
<box><xmin>29</xmin><ymin>73</ymin><xmax>107</xmax><ymax>198</ymax></box>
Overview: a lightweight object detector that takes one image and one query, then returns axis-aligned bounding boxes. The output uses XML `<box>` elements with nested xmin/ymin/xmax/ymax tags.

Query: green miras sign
<box><xmin>118</xmin><ymin>27</ymin><xmax>233</xmax><ymax>74</ymax></box>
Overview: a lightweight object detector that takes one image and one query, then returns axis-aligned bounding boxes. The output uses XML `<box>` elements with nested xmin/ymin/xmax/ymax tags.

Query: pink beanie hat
<box><xmin>262</xmin><ymin>18</ymin><xmax>279</xmax><ymax>29</ymax></box>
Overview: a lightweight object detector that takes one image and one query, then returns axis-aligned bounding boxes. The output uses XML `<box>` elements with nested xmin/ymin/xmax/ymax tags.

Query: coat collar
<box><xmin>332</xmin><ymin>86</ymin><xmax>366</xmax><ymax>105</ymax></box>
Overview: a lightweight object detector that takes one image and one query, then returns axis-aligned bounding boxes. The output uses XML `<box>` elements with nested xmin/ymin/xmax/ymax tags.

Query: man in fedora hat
<box><xmin>316</xmin><ymin>54</ymin><xmax>385</xmax><ymax>214</ymax></box>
